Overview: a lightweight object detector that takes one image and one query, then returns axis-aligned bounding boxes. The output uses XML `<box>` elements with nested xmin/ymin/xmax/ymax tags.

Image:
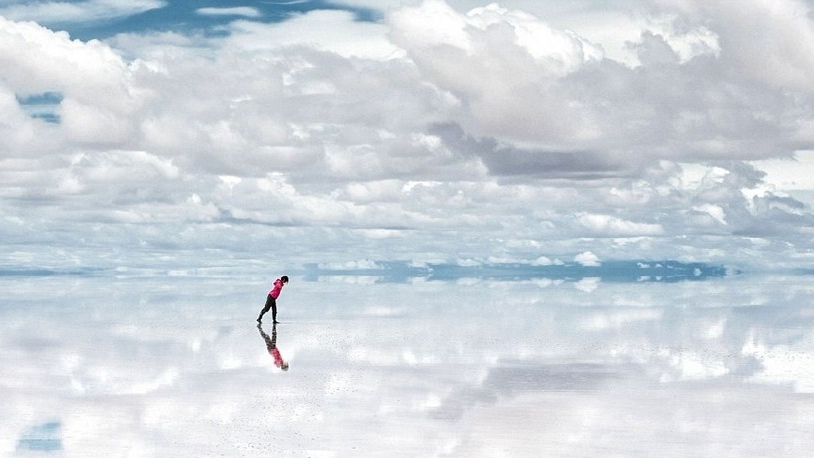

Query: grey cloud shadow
<box><xmin>430</xmin><ymin>361</ymin><xmax>633</xmax><ymax>421</ymax></box>
<box><xmin>430</xmin><ymin>123</ymin><xmax>640</xmax><ymax>180</ymax></box>
<box><xmin>215</xmin><ymin>208</ymin><xmax>418</xmax><ymax>231</ymax></box>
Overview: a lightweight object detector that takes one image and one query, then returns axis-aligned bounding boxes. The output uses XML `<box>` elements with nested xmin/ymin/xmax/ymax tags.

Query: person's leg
<box><xmin>258</xmin><ymin>295</ymin><xmax>273</xmax><ymax>322</ymax></box>
<box><xmin>271</xmin><ymin>297</ymin><xmax>278</xmax><ymax>323</ymax></box>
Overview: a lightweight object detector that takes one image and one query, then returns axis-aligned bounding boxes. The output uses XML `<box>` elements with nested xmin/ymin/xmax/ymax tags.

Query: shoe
<box><xmin>257</xmin><ymin>318</ymin><xmax>262</xmax><ymax>323</ymax></box>
<box><xmin>273</xmin><ymin>321</ymin><xmax>280</xmax><ymax>324</ymax></box>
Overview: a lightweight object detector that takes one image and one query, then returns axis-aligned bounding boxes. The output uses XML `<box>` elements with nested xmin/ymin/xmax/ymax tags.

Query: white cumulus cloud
<box><xmin>575</xmin><ymin>251</ymin><xmax>601</xmax><ymax>267</ymax></box>
<box><xmin>1</xmin><ymin>0</ymin><xmax>814</xmax><ymax>268</ymax></box>
<box><xmin>577</xmin><ymin>214</ymin><xmax>665</xmax><ymax>237</ymax></box>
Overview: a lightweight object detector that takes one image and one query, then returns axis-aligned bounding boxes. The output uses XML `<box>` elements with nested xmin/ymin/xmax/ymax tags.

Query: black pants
<box><xmin>258</xmin><ymin>294</ymin><xmax>277</xmax><ymax>322</ymax></box>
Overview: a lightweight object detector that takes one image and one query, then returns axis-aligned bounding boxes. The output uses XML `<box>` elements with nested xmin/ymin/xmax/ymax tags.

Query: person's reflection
<box><xmin>257</xmin><ymin>323</ymin><xmax>289</xmax><ymax>371</ymax></box>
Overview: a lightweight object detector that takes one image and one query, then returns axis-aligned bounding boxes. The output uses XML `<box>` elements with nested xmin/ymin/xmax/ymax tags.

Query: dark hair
<box><xmin>281</xmin><ymin>275</ymin><xmax>289</xmax><ymax>283</ymax></box>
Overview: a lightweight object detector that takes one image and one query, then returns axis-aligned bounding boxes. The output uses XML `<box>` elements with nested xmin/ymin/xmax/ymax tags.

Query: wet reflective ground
<box><xmin>3</xmin><ymin>274</ymin><xmax>814</xmax><ymax>457</ymax></box>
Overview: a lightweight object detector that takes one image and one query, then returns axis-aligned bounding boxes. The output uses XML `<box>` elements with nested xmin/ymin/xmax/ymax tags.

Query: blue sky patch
<box><xmin>17</xmin><ymin>91</ymin><xmax>62</xmax><ymax>124</ymax></box>
<box><xmin>302</xmin><ymin>260</ymin><xmax>736</xmax><ymax>284</ymax></box>
<box><xmin>17</xmin><ymin>421</ymin><xmax>62</xmax><ymax>452</ymax></box>
<box><xmin>4</xmin><ymin>0</ymin><xmax>382</xmax><ymax>41</ymax></box>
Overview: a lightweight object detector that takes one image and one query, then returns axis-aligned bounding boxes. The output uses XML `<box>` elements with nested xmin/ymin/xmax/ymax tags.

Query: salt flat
<box><xmin>3</xmin><ymin>273</ymin><xmax>814</xmax><ymax>457</ymax></box>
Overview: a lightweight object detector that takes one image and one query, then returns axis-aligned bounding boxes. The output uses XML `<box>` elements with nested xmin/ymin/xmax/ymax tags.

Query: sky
<box><xmin>2</xmin><ymin>0</ymin><xmax>814</xmax><ymax>272</ymax></box>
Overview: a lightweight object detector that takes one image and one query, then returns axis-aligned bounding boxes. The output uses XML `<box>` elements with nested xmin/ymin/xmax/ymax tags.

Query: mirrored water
<box><xmin>3</xmin><ymin>273</ymin><xmax>814</xmax><ymax>457</ymax></box>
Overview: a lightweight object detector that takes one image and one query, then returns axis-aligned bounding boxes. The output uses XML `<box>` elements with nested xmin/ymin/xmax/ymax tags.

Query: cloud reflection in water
<box><xmin>1</xmin><ymin>272</ymin><xmax>814</xmax><ymax>456</ymax></box>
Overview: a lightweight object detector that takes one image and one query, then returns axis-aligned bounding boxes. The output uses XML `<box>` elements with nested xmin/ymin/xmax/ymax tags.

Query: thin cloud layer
<box><xmin>196</xmin><ymin>7</ymin><xmax>261</xmax><ymax>18</ymax></box>
<box><xmin>0</xmin><ymin>0</ymin><xmax>165</xmax><ymax>25</ymax></box>
<box><xmin>1</xmin><ymin>0</ymin><xmax>814</xmax><ymax>268</ymax></box>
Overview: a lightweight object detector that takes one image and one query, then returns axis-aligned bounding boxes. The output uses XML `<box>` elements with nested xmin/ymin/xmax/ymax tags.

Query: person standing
<box><xmin>257</xmin><ymin>275</ymin><xmax>288</xmax><ymax>323</ymax></box>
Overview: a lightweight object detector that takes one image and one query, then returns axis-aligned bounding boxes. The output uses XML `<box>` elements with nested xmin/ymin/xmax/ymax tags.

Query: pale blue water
<box><xmin>3</xmin><ymin>272</ymin><xmax>814</xmax><ymax>457</ymax></box>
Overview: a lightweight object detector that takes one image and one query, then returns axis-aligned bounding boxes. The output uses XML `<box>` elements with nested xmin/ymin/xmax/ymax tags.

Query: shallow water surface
<box><xmin>3</xmin><ymin>274</ymin><xmax>814</xmax><ymax>457</ymax></box>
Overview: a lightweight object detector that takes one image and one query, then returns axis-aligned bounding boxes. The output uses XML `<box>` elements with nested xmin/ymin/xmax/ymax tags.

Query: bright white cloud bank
<box><xmin>2</xmin><ymin>0</ymin><xmax>814</xmax><ymax>268</ymax></box>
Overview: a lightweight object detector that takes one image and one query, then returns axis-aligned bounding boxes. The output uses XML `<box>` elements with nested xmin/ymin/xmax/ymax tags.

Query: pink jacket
<box><xmin>269</xmin><ymin>278</ymin><xmax>285</xmax><ymax>299</ymax></box>
<box><xmin>270</xmin><ymin>348</ymin><xmax>284</xmax><ymax>368</ymax></box>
